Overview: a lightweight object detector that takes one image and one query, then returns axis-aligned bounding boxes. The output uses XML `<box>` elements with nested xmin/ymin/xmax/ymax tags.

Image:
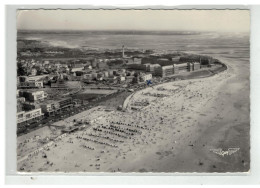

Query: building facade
<box><xmin>147</xmin><ymin>64</ymin><xmax>161</xmax><ymax>75</ymax></box>
<box><xmin>51</xmin><ymin>80</ymin><xmax>67</xmax><ymax>88</ymax></box>
<box><xmin>154</xmin><ymin>65</ymin><xmax>174</xmax><ymax>77</ymax></box>
<box><xmin>40</xmin><ymin>101</ymin><xmax>60</xmax><ymax>115</ymax></box>
<box><xmin>40</xmin><ymin>97</ymin><xmax>73</xmax><ymax>115</ymax></box>
<box><xmin>19</xmin><ymin>90</ymin><xmax>47</xmax><ymax>102</ymax></box>
<box><xmin>19</xmin><ymin>81</ymin><xmax>44</xmax><ymax>88</ymax></box>
<box><xmin>174</xmin><ymin>63</ymin><xmax>189</xmax><ymax>74</ymax></box>
<box><xmin>58</xmin><ymin>97</ymin><xmax>73</xmax><ymax>109</ymax></box>
<box><xmin>17</xmin><ymin>108</ymin><xmax>43</xmax><ymax>126</ymax></box>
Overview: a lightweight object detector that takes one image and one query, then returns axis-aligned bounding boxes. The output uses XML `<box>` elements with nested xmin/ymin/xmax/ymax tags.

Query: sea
<box><xmin>17</xmin><ymin>30</ymin><xmax>250</xmax><ymax>61</ymax></box>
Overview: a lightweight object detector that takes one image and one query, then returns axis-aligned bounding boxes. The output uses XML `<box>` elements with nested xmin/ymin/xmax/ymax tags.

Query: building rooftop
<box><xmin>174</xmin><ymin>63</ymin><xmax>188</xmax><ymax>67</ymax></box>
<box><xmin>162</xmin><ymin>65</ymin><xmax>173</xmax><ymax>69</ymax></box>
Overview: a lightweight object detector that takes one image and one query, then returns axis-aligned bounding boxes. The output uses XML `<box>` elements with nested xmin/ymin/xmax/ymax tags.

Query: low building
<box><xmin>19</xmin><ymin>81</ymin><xmax>44</xmax><ymax>88</ymax></box>
<box><xmin>40</xmin><ymin>100</ymin><xmax>60</xmax><ymax>115</ymax></box>
<box><xmin>140</xmin><ymin>73</ymin><xmax>152</xmax><ymax>82</ymax></box>
<box><xmin>58</xmin><ymin>97</ymin><xmax>73</xmax><ymax>109</ymax></box>
<box><xmin>17</xmin><ymin>108</ymin><xmax>43</xmax><ymax>126</ymax></box>
<box><xmin>39</xmin><ymin>97</ymin><xmax>73</xmax><ymax>116</ymax></box>
<box><xmin>71</xmin><ymin>67</ymin><xmax>84</xmax><ymax>72</ymax></box>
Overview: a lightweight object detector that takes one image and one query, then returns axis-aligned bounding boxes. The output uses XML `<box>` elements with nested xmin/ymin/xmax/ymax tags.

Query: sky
<box><xmin>17</xmin><ymin>10</ymin><xmax>250</xmax><ymax>32</ymax></box>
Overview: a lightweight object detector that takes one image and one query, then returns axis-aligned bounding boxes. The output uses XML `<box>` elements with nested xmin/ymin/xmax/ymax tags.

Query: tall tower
<box><xmin>122</xmin><ymin>45</ymin><xmax>125</xmax><ymax>58</ymax></box>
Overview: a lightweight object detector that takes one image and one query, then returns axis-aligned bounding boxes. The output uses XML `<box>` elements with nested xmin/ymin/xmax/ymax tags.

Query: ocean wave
<box><xmin>44</xmin><ymin>40</ymin><xmax>79</xmax><ymax>49</ymax></box>
<box><xmin>24</xmin><ymin>37</ymin><xmax>42</xmax><ymax>41</ymax></box>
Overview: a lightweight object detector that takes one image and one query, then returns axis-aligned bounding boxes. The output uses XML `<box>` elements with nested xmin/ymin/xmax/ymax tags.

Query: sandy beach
<box><xmin>17</xmin><ymin>56</ymin><xmax>250</xmax><ymax>173</ymax></box>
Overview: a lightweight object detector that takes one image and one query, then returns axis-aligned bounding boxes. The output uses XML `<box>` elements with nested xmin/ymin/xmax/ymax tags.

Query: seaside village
<box><xmin>17</xmin><ymin>46</ymin><xmax>221</xmax><ymax>135</ymax></box>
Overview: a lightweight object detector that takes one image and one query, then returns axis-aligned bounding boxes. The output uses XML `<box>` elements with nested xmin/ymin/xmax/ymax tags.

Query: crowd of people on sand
<box><xmin>18</xmin><ymin>135</ymin><xmax>42</xmax><ymax>150</ymax></box>
<box><xmin>110</xmin><ymin>124</ymin><xmax>142</xmax><ymax>134</ymax></box>
<box><xmin>108</xmin><ymin>120</ymin><xmax>151</xmax><ymax>131</ymax></box>
<box><xmin>87</xmin><ymin>133</ymin><xmax>124</xmax><ymax>143</ymax></box>
<box><xmin>82</xmin><ymin>144</ymin><xmax>95</xmax><ymax>150</ymax></box>
<box><xmin>103</xmin><ymin>130</ymin><xmax>128</xmax><ymax>139</ymax></box>
<box><xmin>92</xmin><ymin>126</ymin><xmax>128</xmax><ymax>139</ymax></box>
<box><xmin>70</xmin><ymin>115</ymin><xmax>155</xmax><ymax>152</ymax></box>
<box><xmin>54</xmin><ymin>133</ymin><xmax>67</xmax><ymax>141</ymax></box>
<box><xmin>101</xmin><ymin>125</ymin><xmax>136</xmax><ymax>136</ymax></box>
<box><xmin>76</xmin><ymin>135</ymin><xmax>118</xmax><ymax>148</ymax></box>
<box><xmin>22</xmin><ymin>135</ymin><xmax>41</xmax><ymax>143</ymax></box>
<box><xmin>18</xmin><ymin>133</ymin><xmax>68</xmax><ymax>164</ymax></box>
<box><xmin>143</xmin><ymin>92</ymin><xmax>169</xmax><ymax>98</ymax></box>
<box><xmin>19</xmin><ymin>97</ymin><xmax>158</xmax><ymax>167</ymax></box>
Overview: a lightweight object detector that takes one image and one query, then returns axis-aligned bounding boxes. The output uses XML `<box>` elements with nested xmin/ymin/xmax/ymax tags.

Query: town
<box><xmin>17</xmin><ymin>41</ymin><xmax>226</xmax><ymax>136</ymax></box>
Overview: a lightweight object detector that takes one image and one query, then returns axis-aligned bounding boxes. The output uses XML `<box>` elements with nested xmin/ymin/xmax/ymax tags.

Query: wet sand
<box><xmin>17</xmin><ymin>57</ymin><xmax>250</xmax><ymax>173</ymax></box>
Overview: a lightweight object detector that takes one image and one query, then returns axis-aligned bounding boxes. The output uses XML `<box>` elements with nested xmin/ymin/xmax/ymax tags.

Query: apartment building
<box><xmin>19</xmin><ymin>90</ymin><xmax>47</xmax><ymax>102</ymax></box>
<box><xmin>19</xmin><ymin>80</ymin><xmax>44</xmax><ymax>88</ymax></box>
<box><xmin>17</xmin><ymin>108</ymin><xmax>43</xmax><ymax>126</ymax></box>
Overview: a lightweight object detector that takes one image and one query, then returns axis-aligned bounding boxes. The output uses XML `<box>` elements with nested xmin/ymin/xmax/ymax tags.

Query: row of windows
<box><xmin>17</xmin><ymin>110</ymin><xmax>42</xmax><ymax>120</ymax></box>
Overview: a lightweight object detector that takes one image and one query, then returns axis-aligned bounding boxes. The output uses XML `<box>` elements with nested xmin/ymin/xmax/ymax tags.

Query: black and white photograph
<box><xmin>15</xmin><ymin>9</ymin><xmax>250</xmax><ymax>173</ymax></box>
